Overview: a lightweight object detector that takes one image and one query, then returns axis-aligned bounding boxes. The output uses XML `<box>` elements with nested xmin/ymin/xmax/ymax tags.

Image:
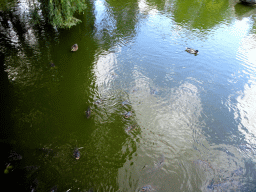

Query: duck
<box><xmin>185</xmin><ymin>47</ymin><xmax>198</xmax><ymax>54</ymax></box>
<box><xmin>71</xmin><ymin>44</ymin><xmax>78</xmax><ymax>52</ymax></box>
<box><xmin>85</xmin><ymin>107</ymin><xmax>91</xmax><ymax>119</ymax></box>
<box><xmin>73</xmin><ymin>148</ymin><xmax>80</xmax><ymax>160</ymax></box>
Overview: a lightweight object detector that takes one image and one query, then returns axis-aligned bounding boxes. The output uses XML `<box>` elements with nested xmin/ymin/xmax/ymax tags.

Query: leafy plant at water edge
<box><xmin>43</xmin><ymin>0</ymin><xmax>87</xmax><ymax>28</ymax></box>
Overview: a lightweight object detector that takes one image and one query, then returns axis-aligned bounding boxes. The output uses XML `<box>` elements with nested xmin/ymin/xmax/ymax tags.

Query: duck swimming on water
<box><xmin>185</xmin><ymin>47</ymin><xmax>199</xmax><ymax>54</ymax></box>
<box><xmin>85</xmin><ymin>107</ymin><xmax>91</xmax><ymax>119</ymax></box>
<box><xmin>73</xmin><ymin>148</ymin><xmax>80</xmax><ymax>160</ymax></box>
<box><xmin>71</xmin><ymin>44</ymin><xmax>78</xmax><ymax>52</ymax></box>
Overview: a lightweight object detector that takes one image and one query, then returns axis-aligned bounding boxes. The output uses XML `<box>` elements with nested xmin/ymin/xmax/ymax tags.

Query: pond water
<box><xmin>2</xmin><ymin>0</ymin><xmax>256</xmax><ymax>191</ymax></box>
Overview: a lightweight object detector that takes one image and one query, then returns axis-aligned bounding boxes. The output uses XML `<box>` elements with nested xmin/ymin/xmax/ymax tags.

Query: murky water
<box><xmin>1</xmin><ymin>0</ymin><xmax>256</xmax><ymax>191</ymax></box>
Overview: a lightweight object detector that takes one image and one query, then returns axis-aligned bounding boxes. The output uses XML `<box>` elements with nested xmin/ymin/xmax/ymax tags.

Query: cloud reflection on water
<box><xmin>235</xmin><ymin>33</ymin><xmax>256</xmax><ymax>145</ymax></box>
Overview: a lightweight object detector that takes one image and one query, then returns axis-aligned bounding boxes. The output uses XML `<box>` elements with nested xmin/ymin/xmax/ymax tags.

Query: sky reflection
<box><xmin>235</xmin><ymin>32</ymin><xmax>256</xmax><ymax>145</ymax></box>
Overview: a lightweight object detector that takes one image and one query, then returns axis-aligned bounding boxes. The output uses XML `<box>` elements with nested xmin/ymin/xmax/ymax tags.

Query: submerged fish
<box><xmin>50</xmin><ymin>185</ymin><xmax>58</xmax><ymax>192</ymax></box>
<box><xmin>73</xmin><ymin>148</ymin><xmax>80</xmax><ymax>160</ymax></box>
<box><xmin>239</xmin><ymin>144</ymin><xmax>256</xmax><ymax>155</ymax></box>
<box><xmin>150</xmin><ymin>87</ymin><xmax>158</xmax><ymax>95</ymax></box>
<box><xmin>94</xmin><ymin>99</ymin><xmax>103</xmax><ymax>105</ymax></box>
<box><xmin>144</xmin><ymin>154</ymin><xmax>165</xmax><ymax>175</ymax></box>
<box><xmin>132</xmin><ymin>87</ymin><xmax>140</xmax><ymax>93</ymax></box>
<box><xmin>122</xmin><ymin>100</ymin><xmax>130</xmax><ymax>106</ymax></box>
<box><xmin>207</xmin><ymin>179</ymin><xmax>241</xmax><ymax>191</ymax></box>
<box><xmin>111</xmin><ymin>72</ymin><xmax>118</xmax><ymax>78</ymax></box>
<box><xmin>232</xmin><ymin>167</ymin><xmax>244</xmax><ymax>176</ymax></box>
<box><xmin>36</xmin><ymin>148</ymin><xmax>56</xmax><ymax>157</ymax></box>
<box><xmin>154</xmin><ymin>154</ymin><xmax>165</xmax><ymax>169</ymax></box>
<box><xmin>124</xmin><ymin>111</ymin><xmax>132</xmax><ymax>118</ymax></box>
<box><xmin>50</xmin><ymin>62</ymin><xmax>55</xmax><ymax>67</ymax></box>
<box><xmin>140</xmin><ymin>185</ymin><xmax>154</xmax><ymax>191</ymax></box>
<box><xmin>8</xmin><ymin>151</ymin><xmax>22</xmax><ymax>161</ymax></box>
<box><xmin>85</xmin><ymin>107</ymin><xmax>91</xmax><ymax>119</ymax></box>
<box><xmin>193</xmin><ymin>159</ymin><xmax>214</xmax><ymax>172</ymax></box>
<box><xmin>125</xmin><ymin>125</ymin><xmax>136</xmax><ymax>134</ymax></box>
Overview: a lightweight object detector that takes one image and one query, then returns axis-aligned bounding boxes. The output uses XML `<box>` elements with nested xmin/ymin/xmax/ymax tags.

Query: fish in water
<box><xmin>193</xmin><ymin>159</ymin><xmax>214</xmax><ymax>172</ymax></box>
<box><xmin>231</xmin><ymin>167</ymin><xmax>244</xmax><ymax>177</ymax></box>
<box><xmin>154</xmin><ymin>154</ymin><xmax>165</xmax><ymax>169</ymax></box>
<box><xmin>207</xmin><ymin>179</ymin><xmax>242</xmax><ymax>191</ymax></box>
<box><xmin>71</xmin><ymin>44</ymin><xmax>78</xmax><ymax>52</ymax></box>
<box><xmin>36</xmin><ymin>148</ymin><xmax>56</xmax><ymax>157</ymax></box>
<box><xmin>193</xmin><ymin>159</ymin><xmax>215</xmax><ymax>176</ymax></box>
<box><xmin>122</xmin><ymin>100</ymin><xmax>130</xmax><ymax>106</ymax></box>
<box><xmin>8</xmin><ymin>151</ymin><xmax>22</xmax><ymax>161</ymax></box>
<box><xmin>94</xmin><ymin>99</ymin><xmax>103</xmax><ymax>105</ymax></box>
<box><xmin>73</xmin><ymin>148</ymin><xmax>80</xmax><ymax>160</ymax></box>
<box><xmin>132</xmin><ymin>87</ymin><xmax>140</xmax><ymax>93</ymax></box>
<box><xmin>50</xmin><ymin>185</ymin><xmax>58</xmax><ymax>192</ymax></box>
<box><xmin>85</xmin><ymin>107</ymin><xmax>91</xmax><ymax>119</ymax></box>
<box><xmin>185</xmin><ymin>47</ymin><xmax>199</xmax><ymax>54</ymax></box>
<box><xmin>140</xmin><ymin>185</ymin><xmax>154</xmax><ymax>191</ymax></box>
<box><xmin>50</xmin><ymin>62</ymin><xmax>55</xmax><ymax>67</ymax></box>
<box><xmin>146</xmin><ymin>154</ymin><xmax>165</xmax><ymax>174</ymax></box>
<box><xmin>124</xmin><ymin>111</ymin><xmax>132</xmax><ymax>118</ymax></box>
<box><xmin>125</xmin><ymin>125</ymin><xmax>136</xmax><ymax>134</ymax></box>
<box><xmin>239</xmin><ymin>144</ymin><xmax>256</xmax><ymax>155</ymax></box>
<box><xmin>150</xmin><ymin>87</ymin><xmax>158</xmax><ymax>95</ymax></box>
